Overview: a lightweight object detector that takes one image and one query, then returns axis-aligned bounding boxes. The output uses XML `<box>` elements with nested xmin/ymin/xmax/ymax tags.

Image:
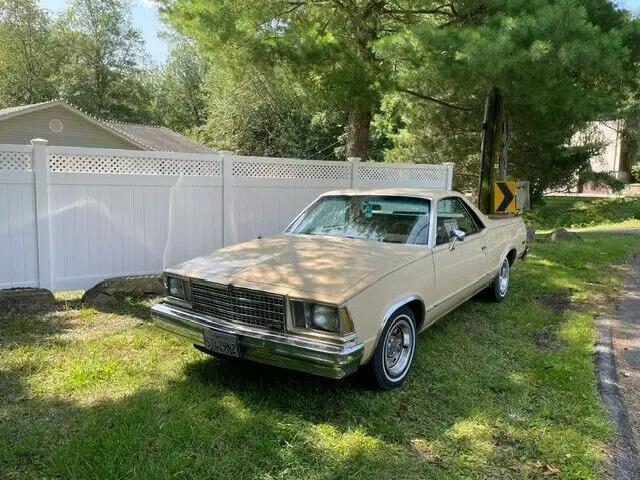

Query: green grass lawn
<box><xmin>523</xmin><ymin>196</ymin><xmax>640</xmax><ymax>231</ymax></box>
<box><xmin>1</xmin><ymin>235</ymin><xmax>639</xmax><ymax>479</ymax></box>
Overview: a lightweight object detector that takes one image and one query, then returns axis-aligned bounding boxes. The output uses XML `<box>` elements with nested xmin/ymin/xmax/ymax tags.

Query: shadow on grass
<box><xmin>84</xmin><ymin>294</ymin><xmax>159</xmax><ymax>322</ymax></box>
<box><xmin>0</xmin><ymin>294</ymin><xmax>159</xmax><ymax>350</ymax></box>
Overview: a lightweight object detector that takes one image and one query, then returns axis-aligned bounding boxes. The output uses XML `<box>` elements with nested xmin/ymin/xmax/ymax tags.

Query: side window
<box><xmin>435</xmin><ymin>197</ymin><xmax>480</xmax><ymax>246</ymax></box>
<box><xmin>461</xmin><ymin>201</ymin><xmax>485</xmax><ymax>232</ymax></box>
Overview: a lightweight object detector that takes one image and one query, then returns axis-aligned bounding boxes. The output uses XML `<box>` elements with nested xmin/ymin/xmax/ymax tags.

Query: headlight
<box><xmin>310</xmin><ymin>304</ymin><xmax>340</xmax><ymax>331</ymax></box>
<box><xmin>164</xmin><ymin>275</ymin><xmax>186</xmax><ymax>300</ymax></box>
<box><xmin>291</xmin><ymin>301</ymin><xmax>351</xmax><ymax>333</ymax></box>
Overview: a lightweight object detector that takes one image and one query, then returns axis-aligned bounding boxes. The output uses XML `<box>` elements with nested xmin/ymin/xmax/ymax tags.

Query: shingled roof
<box><xmin>0</xmin><ymin>100</ymin><xmax>215</xmax><ymax>154</ymax></box>
<box><xmin>104</xmin><ymin>122</ymin><xmax>213</xmax><ymax>154</ymax></box>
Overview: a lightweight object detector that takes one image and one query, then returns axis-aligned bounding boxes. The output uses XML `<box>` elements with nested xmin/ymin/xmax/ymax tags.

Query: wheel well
<box><xmin>370</xmin><ymin>299</ymin><xmax>426</xmax><ymax>364</ymax></box>
<box><xmin>404</xmin><ymin>299</ymin><xmax>426</xmax><ymax>330</ymax></box>
<box><xmin>507</xmin><ymin>248</ymin><xmax>517</xmax><ymax>266</ymax></box>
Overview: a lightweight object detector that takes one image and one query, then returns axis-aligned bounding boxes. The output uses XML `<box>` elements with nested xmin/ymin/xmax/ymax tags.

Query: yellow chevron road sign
<box><xmin>491</xmin><ymin>181</ymin><xmax>516</xmax><ymax>213</ymax></box>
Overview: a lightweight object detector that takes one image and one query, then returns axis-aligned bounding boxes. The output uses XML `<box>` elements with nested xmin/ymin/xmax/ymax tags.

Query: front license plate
<box><xmin>203</xmin><ymin>329</ymin><xmax>241</xmax><ymax>358</ymax></box>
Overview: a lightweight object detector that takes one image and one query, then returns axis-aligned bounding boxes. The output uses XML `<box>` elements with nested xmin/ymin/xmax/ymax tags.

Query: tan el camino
<box><xmin>151</xmin><ymin>188</ymin><xmax>528</xmax><ymax>389</ymax></box>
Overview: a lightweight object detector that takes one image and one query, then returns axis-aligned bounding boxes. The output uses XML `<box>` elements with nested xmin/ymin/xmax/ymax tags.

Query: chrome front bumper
<box><xmin>150</xmin><ymin>302</ymin><xmax>364</xmax><ymax>379</ymax></box>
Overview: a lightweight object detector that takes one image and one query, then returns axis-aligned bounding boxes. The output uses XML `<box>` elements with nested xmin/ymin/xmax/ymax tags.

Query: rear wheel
<box><xmin>486</xmin><ymin>257</ymin><xmax>510</xmax><ymax>302</ymax></box>
<box><xmin>366</xmin><ymin>306</ymin><xmax>417</xmax><ymax>390</ymax></box>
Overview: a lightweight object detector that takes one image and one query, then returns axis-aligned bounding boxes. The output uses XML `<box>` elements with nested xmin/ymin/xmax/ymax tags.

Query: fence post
<box><xmin>347</xmin><ymin>157</ymin><xmax>361</xmax><ymax>188</ymax></box>
<box><xmin>221</xmin><ymin>151</ymin><xmax>234</xmax><ymax>246</ymax></box>
<box><xmin>443</xmin><ymin>162</ymin><xmax>454</xmax><ymax>190</ymax></box>
<box><xmin>31</xmin><ymin>138</ymin><xmax>52</xmax><ymax>290</ymax></box>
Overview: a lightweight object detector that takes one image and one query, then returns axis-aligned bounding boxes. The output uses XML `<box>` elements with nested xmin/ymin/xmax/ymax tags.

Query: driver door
<box><xmin>429</xmin><ymin>197</ymin><xmax>487</xmax><ymax>319</ymax></box>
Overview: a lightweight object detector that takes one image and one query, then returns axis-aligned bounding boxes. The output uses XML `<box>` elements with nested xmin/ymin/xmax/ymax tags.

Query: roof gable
<box><xmin>0</xmin><ymin>100</ymin><xmax>214</xmax><ymax>153</ymax></box>
<box><xmin>0</xmin><ymin>100</ymin><xmax>146</xmax><ymax>149</ymax></box>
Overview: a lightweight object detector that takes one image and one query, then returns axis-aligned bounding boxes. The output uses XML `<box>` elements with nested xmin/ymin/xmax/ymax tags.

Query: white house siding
<box><xmin>576</xmin><ymin>120</ymin><xmax>624</xmax><ymax>178</ymax></box>
<box><xmin>0</xmin><ymin>105</ymin><xmax>143</xmax><ymax>150</ymax></box>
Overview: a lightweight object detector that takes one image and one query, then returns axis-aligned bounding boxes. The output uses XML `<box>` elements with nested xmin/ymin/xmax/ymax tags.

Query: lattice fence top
<box><xmin>49</xmin><ymin>154</ymin><xmax>222</xmax><ymax>176</ymax></box>
<box><xmin>0</xmin><ymin>150</ymin><xmax>32</xmax><ymax>172</ymax></box>
<box><xmin>358</xmin><ymin>164</ymin><xmax>448</xmax><ymax>183</ymax></box>
<box><xmin>233</xmin><ymin>160</ymin><xmax>351</xmax><ymax>180</ymax></box>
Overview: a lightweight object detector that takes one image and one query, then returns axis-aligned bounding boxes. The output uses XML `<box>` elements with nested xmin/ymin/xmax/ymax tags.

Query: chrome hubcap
<box><xmin>383</xmin><ymin>317</ymin><xmax>413</xmax><ymax>378</ymax></box>
<box><xmin>499</xmin><ymin>260</ymin><xmax>510</xmax><ymax>296</ymax></box>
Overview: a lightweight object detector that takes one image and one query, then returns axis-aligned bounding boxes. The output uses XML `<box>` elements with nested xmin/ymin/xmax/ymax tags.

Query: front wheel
<box><xmin>486</xmin><ymin>257</ymin><xmax>510</xmax><ymax>302</ymax></box>
<box><xmin>366</xmin><ymin>306</ymin><xmax>417</xmax><ymax>390</ymax></box>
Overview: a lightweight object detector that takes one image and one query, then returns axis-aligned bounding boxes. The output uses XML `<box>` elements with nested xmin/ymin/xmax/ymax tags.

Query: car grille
<box><xmin>191</xmin><ymin>282</ymin><xmax>286</xmax><ymax>332</ymax></box>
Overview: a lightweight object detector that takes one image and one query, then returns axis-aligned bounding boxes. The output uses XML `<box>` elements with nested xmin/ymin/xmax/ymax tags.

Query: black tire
<box><xmin>486</xmin><ymin>257</ymin><xmax>510</xmax><ymax>302</ymax></box>
<box><xmin>365</xmin><ymin>306</ymin><xmax>417</xmax><ymax>390</ymax></box>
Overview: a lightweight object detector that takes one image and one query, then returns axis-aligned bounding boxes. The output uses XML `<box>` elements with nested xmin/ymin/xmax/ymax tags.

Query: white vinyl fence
<box><xmin>0</xmin><ymin>140</ymin><xmax>453</xmax><ymax>291</ymax></box>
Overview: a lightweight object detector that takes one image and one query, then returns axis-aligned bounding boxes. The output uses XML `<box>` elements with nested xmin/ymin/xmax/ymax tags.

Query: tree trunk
<box><xmin>346</xmin><ymin>107</ymin><xmax>371</xmax><ymax>160</ymax></box>
<box><xmin>620</xmin><ymin>117</ymin><xmax>638</xmax><ymax>178</ymax></box>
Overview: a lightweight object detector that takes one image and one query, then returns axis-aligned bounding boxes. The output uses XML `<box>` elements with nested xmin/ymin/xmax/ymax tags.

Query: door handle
<box><xmin>481</xmin><ymin>246</ymin><xmax>487</xmax><ymax>251</ymax></box>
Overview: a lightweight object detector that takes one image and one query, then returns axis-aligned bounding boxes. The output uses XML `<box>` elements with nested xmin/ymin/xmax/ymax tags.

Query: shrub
<box><xmin>631</xmin><ymin>162</ymin><xmax>640</xmax><ymax>182</ymax></box>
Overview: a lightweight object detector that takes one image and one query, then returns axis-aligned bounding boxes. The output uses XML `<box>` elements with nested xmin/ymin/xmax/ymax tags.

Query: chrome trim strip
<box><xmin>150</xmin><ymin>303</ymin><xmax>364</xmax><ymax>379</ymax></box>
<box><xmin>164</xmin><ymin>297</ymin><xmax>193</xmax><ymax>310</ymax></box>
<box><xmin>376</xmin><ymin>294</ymin><xmax>425</xmax><ymax>341</ymax></box>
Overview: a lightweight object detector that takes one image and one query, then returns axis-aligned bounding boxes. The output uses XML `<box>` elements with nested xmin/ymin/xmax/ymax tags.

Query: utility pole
<box><xmin>477</xmin><ymin>87</ymin><xmax>504</xmax><ymax>214</ymax></box>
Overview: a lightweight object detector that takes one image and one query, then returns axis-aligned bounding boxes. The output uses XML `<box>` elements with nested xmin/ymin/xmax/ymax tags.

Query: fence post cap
<box><xmin>30</xmin><ymin>138</ymin><xmax>49</xmax><ymax>146</ymax></box>
<box><xmin>347</xmin><ymin>156</ymin><xmax>362</xmax><ymax>162</ymax></box>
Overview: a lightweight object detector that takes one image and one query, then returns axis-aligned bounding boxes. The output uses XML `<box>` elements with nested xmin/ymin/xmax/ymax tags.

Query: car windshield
<box><xmin>286</xmin><ymin>195</ymin><xmax>431</xmax><ymax>245</ymax></box>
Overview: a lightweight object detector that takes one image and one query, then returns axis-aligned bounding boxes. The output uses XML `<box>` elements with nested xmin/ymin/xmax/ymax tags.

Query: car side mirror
<box><xmin>449</xmin><ymin>229</ymin><xmax>466</xmax><ymax>251</ymax></box>
<box><xmin>452</xmin><ymin>229</ymin><xmax>465</xmax><ymax>240</ymax></box>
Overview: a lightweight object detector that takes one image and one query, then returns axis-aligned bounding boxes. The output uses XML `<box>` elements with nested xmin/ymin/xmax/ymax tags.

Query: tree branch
<box><xmin>398</xmin><ymin>88</ymin><xmax>471</xmax><ymax>111</ymax></box>
<box><xmin>438</xmin><ymin>4</ymin><xmax>500</xmax><ymax>28</ymax></box>
<box><xmin>287</xmin><ymin>0</ymin><xmax>331</xmax><ymax>4</ymax></box>
<box><xmin>283</xmin><ymin>0</ymin><xmax>331</xmax><ymax>14</ymax></box>
<box><xmin>382</xmin><ymin>4</ymin><xmax>454</xmax><ymax>16</ymax></box>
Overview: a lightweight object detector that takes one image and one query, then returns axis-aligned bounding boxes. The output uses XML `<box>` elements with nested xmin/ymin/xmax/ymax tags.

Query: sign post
<box><xmin>477</xmin><ymin>88</ymin><xmax>504</xmax><ymax>214</ymax></box>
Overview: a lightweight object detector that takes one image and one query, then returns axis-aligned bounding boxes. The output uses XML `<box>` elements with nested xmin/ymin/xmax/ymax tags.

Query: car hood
<box><xmin>166</xmin><ymin>234</ymin><xmax>426</xmax><ymax>301</ymax></box>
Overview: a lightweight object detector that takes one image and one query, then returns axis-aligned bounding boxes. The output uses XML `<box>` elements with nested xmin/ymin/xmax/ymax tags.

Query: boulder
<box><xmin>82</xmin><ymin>275</ymin><xmax>164</xmax><ymax>306</ymax></box>
<box><xmin>0</xmin><ymin>288</ymin><xmax>56</xmax><ymax>314</ymax></box>
<box><xmin>550</xmin><ymin>228</ymin><xmax>581</xmax><ymax>241</ymax></box>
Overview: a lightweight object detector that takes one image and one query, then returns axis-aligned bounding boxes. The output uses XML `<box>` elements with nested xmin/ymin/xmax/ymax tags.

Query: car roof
<box><xmin>320</xmin><ymin>188</ymin><xmax>461</xmax><ymax>201</ymax></box>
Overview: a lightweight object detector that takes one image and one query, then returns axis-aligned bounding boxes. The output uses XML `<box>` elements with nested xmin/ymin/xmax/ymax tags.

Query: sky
<box><xmin>42</xmin><ymin>0</ymin><xmax>640</xmax><ymax>66</ymax></box>
<box><xmin>621</xmin><ymin>0</ymin><xmax>640</xmax><ymax>13</ymax></box>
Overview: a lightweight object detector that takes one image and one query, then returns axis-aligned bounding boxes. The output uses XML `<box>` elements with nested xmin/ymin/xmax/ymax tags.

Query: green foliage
<box><xmin>160</xmin><ymin>0</ymin><xmax>478</xmax><ymax>158</ymax></box>
<box><xmin>378</xmin><ymin>0</ymin><xmax>631</xmax><ymax>192</ymax></box>
<box><xmin>0</xmin><ymin>0</ymin><xmax>59</xmax><ymax>106</ymax></box>
<box><xmin>195</xmin><ymin>67</ymin><xmax>345</xmax><ymax>159</ymax></box>
<box><xmin>523</xmin><ymin>195</ymin><xmax>640</xmax><ymax>230</ymax></box>
<box><xmin>152</xmin><ymin>42</ymin><xmax>207</xmax><ymax>133</ymax></box>
<box><xmin>160</xmin><ymin>0</ymin><xmax>384</xmax><ymax>110</ymax></box>
<box><xmin>632</xmin><ymin>162</ymin><xmax>640</xmax><ymax>182</ymax></box>
<box><xmin>55</xmin><ymin>0</ymin><xmax>153</xmax><ymax>123</ymax></box>
<box><xmin>578</xmin><ymin>169</ymin><xmax>627</xmax><ymax>193</ymax></box>
<box><xmin>0</xmin><ymin>0</ymin><xmax>156</xmax><ymax>124</ymax></box>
